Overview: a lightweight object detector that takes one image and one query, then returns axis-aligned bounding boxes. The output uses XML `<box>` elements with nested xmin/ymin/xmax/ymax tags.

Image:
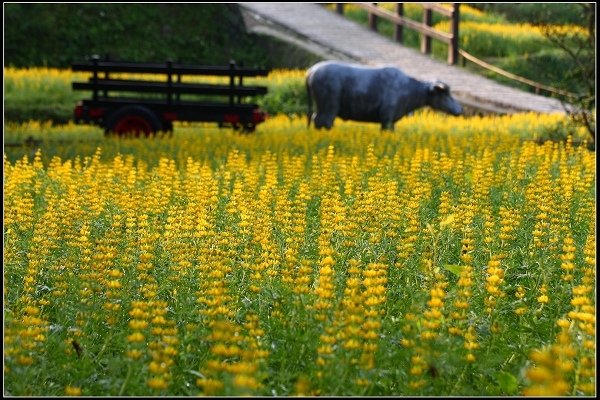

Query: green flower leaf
<box><xmin>443</xmin><ymin>264</ymin><xmax>463</xmax><ymax>277</ymax></box>
<box><xmin>497</xmin><ymin>371</ymin><xmax>518</xmax><ymax>394</ymax></box>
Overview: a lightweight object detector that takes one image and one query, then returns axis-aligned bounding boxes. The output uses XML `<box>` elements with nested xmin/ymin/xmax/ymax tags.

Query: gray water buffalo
<box><xmin>306</xmin><ymin>61</ymin><xmax>462</xmax><ymax>131</ymax></box>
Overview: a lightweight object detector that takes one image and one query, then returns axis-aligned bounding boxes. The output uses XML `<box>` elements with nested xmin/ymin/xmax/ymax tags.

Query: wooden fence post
<box><xmin>394</xmin><ymin>3</ymin><xmax>404</xmax><ymax>43</ymax></box>
<box><xmin>421</xmin><ymin>7</ymin><xmax>432</xmax><ymax>55</ymax></box>
<box><xmin>369</xmin><ymin>3</ymin><xmax>378</xmax><ymax>32</ymax></box>
<box><xmin>336</xmin><ymin>3</ymin><xmax>344</xmax><ymax>15</ymax></box>
<box><xmin>349</xmin><ymin>3</ymin><xmax>461</xmax><ymax>66</ymax></box>
<box><xmin>449</xmin><ymin>3</ymin><xmax>460</xmax><ymax>65</ymax></box>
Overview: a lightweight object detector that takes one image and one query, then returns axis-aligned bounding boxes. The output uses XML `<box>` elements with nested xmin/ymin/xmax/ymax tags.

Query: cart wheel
<box><xmin>105</xmin><ymin>105</ymin><xmax>161</xmax><ymax>137</ymax></box>
<box><xmin>161</xmin><ymin>121</ymin><xmax>174</xmax><ymax>137</ymax></box>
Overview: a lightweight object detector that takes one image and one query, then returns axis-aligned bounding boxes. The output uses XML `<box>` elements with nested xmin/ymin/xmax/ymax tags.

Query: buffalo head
<box><xmin>427</xmin><ymin>81</ymin><xmax>462</xmax><ymax>116</ymax></box>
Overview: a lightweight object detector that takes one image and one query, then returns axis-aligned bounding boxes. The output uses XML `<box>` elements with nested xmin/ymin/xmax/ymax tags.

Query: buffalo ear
<box><xmin>430</xmin><ymin>82</ymin><xmax>450</xmax><ymax>94</ymax></box>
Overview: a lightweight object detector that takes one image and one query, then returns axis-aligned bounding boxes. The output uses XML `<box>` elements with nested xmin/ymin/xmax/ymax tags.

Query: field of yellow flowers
<box><xmin>3</xmin><ymin>112</ymin><xmax>596</xmax><ymax>396</ymax></box>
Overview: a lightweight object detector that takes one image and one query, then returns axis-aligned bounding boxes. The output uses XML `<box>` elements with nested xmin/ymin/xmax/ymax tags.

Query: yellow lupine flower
<box><xmin>126</xmin><ymin>349</ymin><xmax>143</xmax><ymax>360</ymax></box>
<box><xmin>537</xmin><ymin>295</ymin><xmax>549</xmax><ymax>304</ymax></box>
<box><xmin>3</xmin><ymin>83</ymin><xmax>595</xmax><ymax>397</ymax></box>
<box><xmin>147</xmin><ymin>376</ymin><xmax>168</xmax><ymax>390</ymax></box>
<box><xmin>127</xmin><ymin>332</ymin><xmax>145</xmax><ymax>343</ymax></box>
<box><xmin>64</xmin><ymin>386</ymin><xmax>82</xmax><ymax>396</ymax></box>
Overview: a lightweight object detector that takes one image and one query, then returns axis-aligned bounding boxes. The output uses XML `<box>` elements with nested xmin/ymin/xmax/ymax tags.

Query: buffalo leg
<box><xmin>314</xmin><ymin>113</ymin><xmax>335</xmax><ymax>130</ymax></box>
<box><xmin>381</xmin><ymin>121</ymin><xmax>395</xmax><ymax>131</ymax></box>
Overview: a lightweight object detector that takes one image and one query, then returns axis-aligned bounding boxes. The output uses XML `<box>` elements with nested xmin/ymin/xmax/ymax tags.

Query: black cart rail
<box><xmin>72</xmin><ymin>56</ymin><xmax>270</xmax><ymax>136</ymax></box>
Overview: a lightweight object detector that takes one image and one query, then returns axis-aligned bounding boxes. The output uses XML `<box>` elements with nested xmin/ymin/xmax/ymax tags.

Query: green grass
<box><xmin>3</xmin><ymin>68</ymin><xmax>308</xmax><ymax>125</ymax></box>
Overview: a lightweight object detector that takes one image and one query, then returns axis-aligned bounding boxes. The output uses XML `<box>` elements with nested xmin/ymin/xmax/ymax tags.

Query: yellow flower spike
<box><xmin>409</xmin><ymin>379</ymin><xmax>426</xmax><ymax>390</ymax></box>
<box><xmin>127</xmin><ymin>332</ymin><xmax>145</xmax><ymax>343</ymax></box>
<box><xmin>515</xmin><ymin>307</ymin><xmax>528</xmax><ymax>316</ymax></box>
<box><xmin>64</xmin><ymin>386</ymin><xmax>82</xmax><ymax>396</ymax></box>
<box><xmin>440</xmin><ymin>214</ymin><xmax>455</xmax><ymax>228</ymax></box>
<box><xmin>3</xmin><ymin>87</ymin><xmax>595</xmax><ymax>396</ymax></box>
<box><xmin>556</xmin><ymin>319</ymin><xmax>571</xmax><ymax>329</ymax></box>
<box><xmin>147</xmin><ymin>376</ymin><xmax>169</xmax><ymax>390</ymax></box>
<box><xmin>526</xmin><ymin>366</ymin><xmax>553</xmax><ymax>383</ymax></box>
<box><xmin>128</xmin><ymin>319</ymin><xmax>148</xmax><ymax>330</ymax></box>
<box><xmin>16</xmin><ymin>355</ymin><xmax>34</xmax><ymax>366</ymax></box>
<box><xmin>149</xmin><ymin>361</ymin><xmax>168</xmax><ymax>374</ymax></box>
<box><xmin>126</xmin><ymin>349</ymin><xmax>143</xmax><ymax>360</ymax></box>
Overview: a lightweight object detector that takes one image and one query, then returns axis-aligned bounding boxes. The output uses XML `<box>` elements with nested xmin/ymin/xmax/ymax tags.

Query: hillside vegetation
<box><xmin>328</xmin><ymin>3</ymin><xmax>593</xmax><ymax>96</ymax></box>
<box><xmin>3</xmin><ymin>4</ymin><xmax>268</xmax><ymax>68</ymax></box>
<box><xmin>3</xmin><ymin>3</ymin><xmax>594</xmax><ymax>136</ymax></box>
<box><xmin>3</xmin><ymin>68</ymin><xmax>308</xmax><ymax>125</ymax></box>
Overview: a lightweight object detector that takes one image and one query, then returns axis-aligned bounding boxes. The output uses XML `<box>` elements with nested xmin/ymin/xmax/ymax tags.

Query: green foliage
<box><xmin>3</xmin><ymin>105</ymin><xmax>74</xmax><ymax>125</ymax></box>
<box><xmin>3</xmin><ymin>3</ymin><xmax>268</xmax><ymax>68</ymax></box>
<box><xmin>497</xmin><ymin>371</ymin><xmax>519</xmax><ymax>395</ymax></box>
<box><xmin>471</xmin><ymin>3</ymin><xmax>588</xmax><ymax>25</ymax></box>
<box><xmin>449</xmin><ymin>24</ymin><xmax>549</xmax><ymax>59</ymax></box>
<box><xmin>452</xmin><ymin>49</ymin><xmax>587</xmax><ymax>99</ymax></box>
<box><xmin>3</xmin><ymin>70</ymin><xmax>81</xmax><ymax>124</ymax></box>
<box><xmin>493</xmin><ymin>50</ymin><xmax>586</xmax><ymax>93</ymax></box>
<box><xmin>259</xmin><ymin>78</ymin><xmax>308</xmax><ymax>119</ymax></box>
<box><xmin>4</xmin><ymin>68</ymin><xmax>312</xmax><ymax>125</ymax></box>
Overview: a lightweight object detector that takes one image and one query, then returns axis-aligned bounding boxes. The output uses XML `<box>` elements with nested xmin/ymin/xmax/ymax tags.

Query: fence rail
<box><xmin>335</xmin><ymin>2</ymin><xmax>460</xmax><ymax>64</ymax></box>
<box><xmin>458</xmin><ymin>49</ymin><xmax>579</xmax><ymax>100</ymax></box>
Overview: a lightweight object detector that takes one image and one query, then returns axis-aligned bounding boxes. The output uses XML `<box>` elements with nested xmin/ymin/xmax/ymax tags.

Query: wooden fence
<box><xmin>334</xmin><ymin>3</ymin><xmax>579</xmax><ymax>99</ymax></box>
<box><xmin>457</xmin><ymin>49</ymin><xmax>579</xmax><ymax>99</ymax></box>
<box><xmin>335</xmin><ymin>2</ymin><xmax>460</xmax><ymax>64</ymax></box>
